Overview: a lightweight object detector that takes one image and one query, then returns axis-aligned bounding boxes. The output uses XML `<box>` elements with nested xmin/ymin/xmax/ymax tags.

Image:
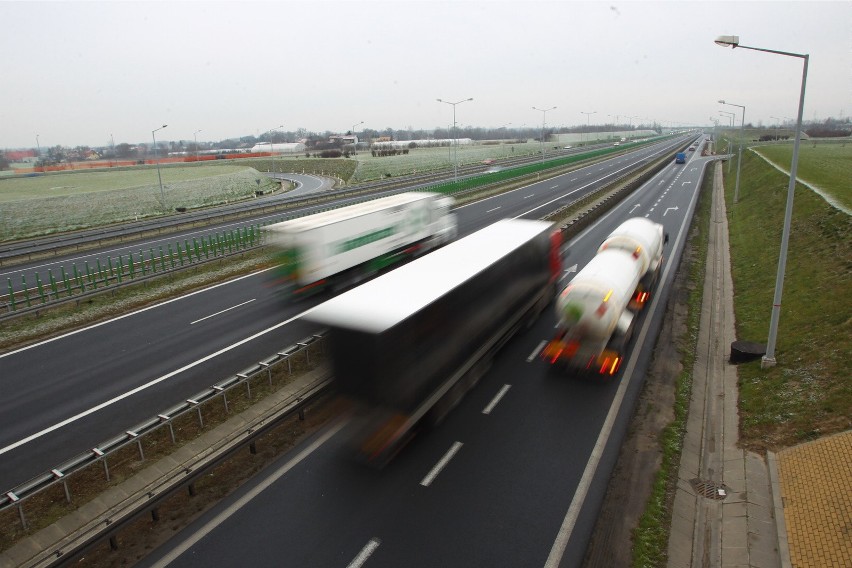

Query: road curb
<box><xmin>766</xmin><ymin>451</ymin><xmax>792</xmax><ymax>568</ymax></box>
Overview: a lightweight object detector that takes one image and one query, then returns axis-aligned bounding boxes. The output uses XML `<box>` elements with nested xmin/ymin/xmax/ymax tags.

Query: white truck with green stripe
<box><xmin>265</xmin><ymin>192</ymin><xmax>456</xmax><ymax>296</ymax></box>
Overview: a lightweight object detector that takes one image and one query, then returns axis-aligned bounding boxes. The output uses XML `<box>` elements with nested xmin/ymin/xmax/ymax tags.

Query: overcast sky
<box><xmin>1</xmin><ymin>0</ymin><xmax>849</xmax><ymax>149</ymax></box>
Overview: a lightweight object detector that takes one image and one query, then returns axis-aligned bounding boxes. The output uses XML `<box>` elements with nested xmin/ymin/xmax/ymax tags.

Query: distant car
<box><xmin>481</xmin><ymin>159</ymin><xmax>495</xmax><ymax>165</ymax></box>
<box><xmin>613</xmin><ymin>142</ymin><xmax>620</xmax><ymax>146</ymax></box>
<box><xmin>688</xmin><ymin>146</ymin><xmax>696</xmax><ymax>151</ymax></box>
<box><xmin>563</xmin><ymin>145</ymin><xmax>573</xmax><ymax>149</ymax></box>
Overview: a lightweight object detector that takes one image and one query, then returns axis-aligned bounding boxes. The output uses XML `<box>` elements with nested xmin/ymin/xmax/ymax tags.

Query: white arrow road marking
<box><xmin>664</xmin><ymin>206</ymin><xmax>679</xmax><ymax>216</ymax></box>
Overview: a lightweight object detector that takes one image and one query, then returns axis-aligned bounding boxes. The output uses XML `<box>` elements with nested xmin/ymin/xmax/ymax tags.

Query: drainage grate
<box><xmin>690</xmin><ymin>478</ymin><xmax>729</xmax><ymax>500</ymax></box>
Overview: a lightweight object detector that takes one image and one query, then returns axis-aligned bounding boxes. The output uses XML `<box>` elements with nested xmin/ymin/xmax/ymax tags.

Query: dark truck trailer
<box><xmin>303</xmin><ymin>219</ymin><xmax>561</xmax><ymax>466</ymax></box>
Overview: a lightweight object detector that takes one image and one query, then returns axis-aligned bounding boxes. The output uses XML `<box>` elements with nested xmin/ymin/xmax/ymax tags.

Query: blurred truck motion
<box><xmin>265</xmin><ymin>192</ymin><xmax>456</xmax><ymax>297</ymax></box>
<box><xmin>542</xmin><ymin>217</ymin><xmax>667</xmax><ymax>376</ymax></box>
<box><xmin>303</xmin><ymin>219</ymin><xmax>562</xmax><ymax>467</ymax></box>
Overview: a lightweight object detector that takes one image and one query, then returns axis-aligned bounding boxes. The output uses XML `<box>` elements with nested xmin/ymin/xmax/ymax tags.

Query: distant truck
<box><xmin>675</xmin><ymin>152</ymin><xmax>686</xmax><ymax>164</ymax></box>
<box><xmin>265</xmin><ymin>192</ymin><xmax>456</xmax><ymax>296</ymax></box>
<box><xmin>542</xmin><ymin>218</ymin><xmax>666</xmax><ymax>376</ymax></box>
<box><xmin>304</xmin><ymin>219</ymin><xmax>562</xmax><ymax>466</ymax></box>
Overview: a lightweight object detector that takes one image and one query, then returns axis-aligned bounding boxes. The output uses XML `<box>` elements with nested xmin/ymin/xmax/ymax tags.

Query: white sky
<box><xmin>1</xmin><ymin>0</ymin><xmax>849</xmax><ymax>149</ymax></box>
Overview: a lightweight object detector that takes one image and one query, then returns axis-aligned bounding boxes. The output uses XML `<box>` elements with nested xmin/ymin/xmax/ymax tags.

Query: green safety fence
<box><xmin>2</xmin><ymin>223</ymin><xmax>263</xmax><ymax>313</ymax></box>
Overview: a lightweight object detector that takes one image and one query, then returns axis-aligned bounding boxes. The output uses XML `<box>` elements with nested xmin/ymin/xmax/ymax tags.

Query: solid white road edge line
<box><xmin>0</xmin><ymin>306</ymin><xmax>312</xmax><ymax>456</ymax></box>
<box><xmin>420</xmin><ymin>441</ymin><xmax>463</xmax><ymax>487</ymax></box>
<box><xmin>347</xmin><ymin>538</ymin><xmax>382</xmax><ymax>568</ymax></box>
<box><xmin>149</xmin><ymin>420</ymin><xmax>347</xmax><ymax>568</ymax></box>
<box><xmin>543</xmin><ymin>178</ymin><xmax>699</xmax><ymax>568</ymax></box>
<box><xmin>190</xmin><ymin>299</ymin><xmax>256</xmax><ymax>325</ymax></box>
<box><xmin>0</xmin><ymin>267</ymin><xmax>274</xmax><ymax>359</ymax></box>
<box><xmin>482</xmin><ymin>384</ymin><xmax>511</xmax><ymax>415</ymax></box>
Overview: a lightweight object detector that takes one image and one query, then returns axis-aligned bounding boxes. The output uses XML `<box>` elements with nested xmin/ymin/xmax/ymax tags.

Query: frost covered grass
<box><xmin>0</xmin><ymin>166</ymin><xmax>277</xmax><ymax>239</ymax></box>
<box><xmin>726</xmin><ymin>150</ymin><xmax>851</xmax><ymax>450</ymax></box>
<box><xmin>751</xmin><ymin>142</ymin><xmax>852</xmax><ymax>210</ymax></box>
<box><xmin>350</xmin><ymin>140</ymin><xmax>548</xmax><ymax>181</ymax></box>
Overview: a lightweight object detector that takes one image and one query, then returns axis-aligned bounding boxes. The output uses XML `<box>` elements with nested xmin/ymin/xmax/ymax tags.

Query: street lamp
<box><xmin>193</xmin><ymin>129</ymin><xmax>202</xmax><ymax>162</ymax></box>
<box><xmin>437</xmin><ymin>97</ymin><xmax>473</xmax><ymax>181</ymax></box>
<box><xmin>719</xmin><ymin>99</ymin><xmax>746</xmax><ymax>203</ymax></box>
<box><xmin>35</xmin><ymin>134</ymin><xmax>42</xmax><ymax>173</ymax></box>
<box><xmin>581</xmin><ymin>111</ymin><xmax>596</xmax><ymax>145</ymax></box>
<box><xmin>268</xmin><ymin>124</ymin><xmax>283</xmax><ymax>175</ymax></box>
<box><xmin>152</xmin><ymin>124</ymin><xmax>168</xmax><ymax>209</ymax></box>
<box><xmin>532</xmin><ymin>105</ymin><xmax>556</xmax><ymax>164</ymax></box>
<box><xmin>351</xmin><ymin>121</ymin><xmax>364</xmax><ymax>155</ymax></box>
<box><xmin>715</xmin><ymin>34</ymin><xmax>809</xmax><ymax>368</ymax></box>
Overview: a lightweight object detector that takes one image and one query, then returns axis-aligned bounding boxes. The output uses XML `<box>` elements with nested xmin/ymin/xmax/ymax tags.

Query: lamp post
<box><xmin>110</xmin><ymin>133</ymin><xmax>115</xmax><ymax>168</ymax></box>
<box><xmin>718</xmin><ymin>110</ymin><xmax>736</xmax><ymax>172</ymax></box>
<box><xmin>532</xmin><ymin>105</ymin><xmax>556</xmax><ymax>164</ymax></box>
<box><xmin>193</xmin><ymin>129</ymin><xmax>202</xmax><ymax>162</ymax></box>
<box><xmin>351</xmin><ymin>121</ymin><xmax>363</xmax><ymax>155</ymax></box>
<box><xmin>35</xmin><ymin>134</ymin><xmax>42</xmax><ymax>173</ymax></box>
<box><xmin>719</xmin><ymin>99</ymin><xmax>746</xmax><ymax>203</ymax></box>
<box><xmin>152</xmin><ymin>124</ymin><xmax>168</xmax><ymax>209</ymax></box>
<box><xmin>581</xmin><ymin>111</ymin><xmax>596</xmax><ymax>145</ymax></box>
<box><xmin>268</xmin><ymin>124</ymin><xmax>283</xmax><ymax>175</ymax></box>
<box><xmin>715</xmin><ymin>35</ymin><xmax>809</xmax><ymax>368</ymax></box>
<box><xmin>437</xmin><ymin>97</ymin><xmax>473</xmax><ymax>181</ymax></box>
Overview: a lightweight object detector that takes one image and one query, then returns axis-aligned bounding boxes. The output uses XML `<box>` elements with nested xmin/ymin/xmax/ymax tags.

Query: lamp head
<box><xmin>715</xmin><ymin>35</ymin><xmax>739</xmax><ymax>48</ymax></box>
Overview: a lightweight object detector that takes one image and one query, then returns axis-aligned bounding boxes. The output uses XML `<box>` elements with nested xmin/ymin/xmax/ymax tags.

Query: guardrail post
<box><xmin>48</xmin><ymin>269</ymin><xmax>58</xmax><ymax>299</ymax></box>
<box><xmin>109</xmin><ymin>535</ymin><xmax>118</xmax><ymax>550</ymax></box>
<box><xmin>187</xmin><ymin>399</ymin><xmax>204</xmax><ymax>428</ymax></box>
<box><xmin>212</xmin><ymin>386</ymin><xmax>229</xmax><ymax>414</ymax></box>
<box><xmin>249</xmin><ymin>441</ymin><xmax>257</xmax><ymax>454</ymax></box>
<box><xmin>52</xmin><ymin>469</ymin><xmax>72</xmax><ymax>503</ymax></box>
<box><xmin>7</xmin><ymin>278</ymin><xmax>16</xmax><ymax>311</ymax></box>
<box><xmin>6</xmin><ymin>492</ymin><xmax>26</xmax><ymax>530</ymax></box>
<box><xmin>35</xmin><ymin>273</ymin><xmax>46</xmax><ymax>304</ymax></box>
<box><xmin>61</xmin><ymin>266</ymin><xmax>71</xmax><ymax>296</ymax></box>
<box><xmin>158</xmin><ymin>414</ymin><xmax>176</xmax><ymax>444</ymax></box>
<box><xmin>237</xmin><ymin>374</ymin><xmax>251</xmax><ymax>399</ymax></box>
<box><xmin>74</xmin><ymin>264</ymin><xmax>85</xmax><ymax>292</ymax></box>
<box><xmin>21</xmin><ymin>274</ymin><xmax>31</xmax><ymax>307</ymax></box>
<box><xmin>92</xmin><ymin>447</ymin><xmax>109</xmax><ymax>481</ymax></box>
<box><xmin>151</xmin><ymin>507</ymin><xmax>160</xmax><ymax>522</ymax></box>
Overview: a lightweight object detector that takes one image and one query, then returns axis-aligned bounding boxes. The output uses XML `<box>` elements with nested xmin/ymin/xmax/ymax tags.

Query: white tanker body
<box><xmin>543</xmin><ymin>217</ymin><xmax>666</xmax><ymax>375</ymax></box>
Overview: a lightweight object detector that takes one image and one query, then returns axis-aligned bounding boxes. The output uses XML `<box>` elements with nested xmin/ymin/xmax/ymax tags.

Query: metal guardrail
<box><xmin>0</xmin><ymin>332</ymin><xmax>327</xmax><ymax>531</ymax></box>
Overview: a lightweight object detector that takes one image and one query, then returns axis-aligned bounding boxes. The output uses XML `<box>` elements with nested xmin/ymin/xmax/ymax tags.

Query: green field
<box><xmin>0</xmin><ymin>165</ymin><xmax>278</xmax><ymax>239</ymax></box>
<box><xmin>724</xmin><ymin>148</ymin><xmax>851</xmax><ymax>450</ymax></box>
<box><xmin>750</xmin><ymin>142</ymin><xmax>852</xmax><ymax>210</ymax></box>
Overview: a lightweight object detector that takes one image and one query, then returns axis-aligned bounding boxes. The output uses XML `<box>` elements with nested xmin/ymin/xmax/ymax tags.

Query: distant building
<box><xmin>250</xmin><ymin>142</ymin><xmax>307</xmax><ymax>154</ymax></box>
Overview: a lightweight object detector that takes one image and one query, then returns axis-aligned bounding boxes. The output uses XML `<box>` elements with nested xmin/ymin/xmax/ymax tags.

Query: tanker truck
<box><xmin>265</xmin><ymin>192</ymin><xmax>456</xmax><ymax>297</ymax></box>
<box><xmin>542</xmin><ymin>217</ymin><xmax>667</xmax><ymax>376</ymax></box>
<box><xmin>304</xmin><ymin>219</ymin><xmax>562</xmax><ymax>466</ymax></box>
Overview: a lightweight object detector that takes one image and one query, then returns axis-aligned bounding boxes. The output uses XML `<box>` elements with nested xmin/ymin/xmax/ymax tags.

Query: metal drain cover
<box><xmin>690</xmin><ymin>478</ymin><xmax>729</xmax><ymax>500</ymax></box>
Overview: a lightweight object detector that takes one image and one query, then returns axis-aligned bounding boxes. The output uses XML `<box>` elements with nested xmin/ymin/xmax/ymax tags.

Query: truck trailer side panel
<box><xmin>304</xmin><ymin>219</ymin><xmax>560</xmax><ymax>463</ymax></box>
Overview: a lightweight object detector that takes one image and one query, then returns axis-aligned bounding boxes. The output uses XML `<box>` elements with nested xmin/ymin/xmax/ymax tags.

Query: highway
<box><xmin>0</xmin><ymin>136</ymin><xmax>702</xmax><ymax>540</ymax></box>
<box><xmin>133</xmin><ymin>139</ymin><xmax>711</xmax><ymax>567</ymax></box>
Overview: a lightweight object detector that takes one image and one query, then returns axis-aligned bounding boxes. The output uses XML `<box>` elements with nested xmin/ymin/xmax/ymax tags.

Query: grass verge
<box><xmin>630</xmin><ymin>160</ymin><xmax>712</xmax><ymax>567</ymax></box>
<box><xmin>726</xmin><ymin>150</ymin><xmax>851</xmax><ymax>451</ymax></box>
